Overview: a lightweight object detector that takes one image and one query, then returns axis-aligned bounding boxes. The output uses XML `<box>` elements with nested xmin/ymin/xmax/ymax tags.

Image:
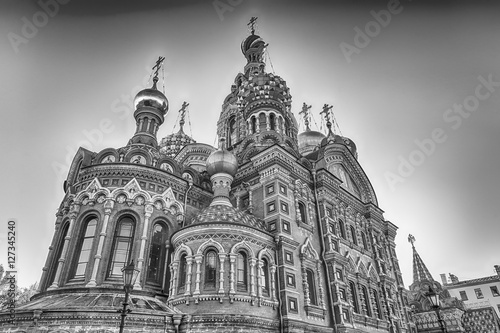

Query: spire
<box><xmin>408</xmin><ymin>234</ymin><xmax>434</xmax><ymax>284</ymax></box>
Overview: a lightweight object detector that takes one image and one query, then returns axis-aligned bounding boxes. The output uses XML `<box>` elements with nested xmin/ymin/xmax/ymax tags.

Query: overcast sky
<box><xmin>1</xmin><ymin>0</ymin><xmax>499</xmax><ymax>288</ymax></box>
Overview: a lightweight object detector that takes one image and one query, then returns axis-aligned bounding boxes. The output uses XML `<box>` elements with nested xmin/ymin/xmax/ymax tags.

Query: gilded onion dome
<box><xmin>298</xmin><ymin>129</ymin><xmax>326</xmax><ymax>156</ymax></box>
<box><xmin>206</xmin><ymin>139</ymin><xmax>238</xmax><ymax>177</ymax></box>
<box><xmin>133</xmin><ymin>77</ymin><xmax>168</xmax><ymax>114</ymax></box>
<box><xmin>320</xmin><ymin>120</ymin><xmax>358</xmax><ymax>159</ymax></box>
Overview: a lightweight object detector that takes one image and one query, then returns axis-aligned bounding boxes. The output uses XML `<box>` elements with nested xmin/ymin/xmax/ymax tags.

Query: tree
<box><xmin>0</xmin><ymin>264</ymin><xmax>38</xmax><ymax>310</ymax></box>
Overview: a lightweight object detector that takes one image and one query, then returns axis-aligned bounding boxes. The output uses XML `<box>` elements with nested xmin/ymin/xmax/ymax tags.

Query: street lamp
<box><xmin>426</xmin><ymin>287</ymin><xmax>447</xmax><ymax>333</ymax></box>
<box><xmin>119</xmin><ymin>260</ymin><xmax>140</xmax><ymax>333</ymax></box>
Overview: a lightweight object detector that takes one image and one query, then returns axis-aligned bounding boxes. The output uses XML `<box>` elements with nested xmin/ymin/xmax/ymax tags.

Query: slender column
<box><xmin>246</xmin><ymin>119</ymin><xmax>251</xmax><ymax>134</ymax></box>
<box><xmin>257</xmin><ymin>260</ymin><xmax>263</xmax><ymax>298</ymax></box>
<box><xmin>146</xmin><ymin>118</ymin><xmax>152</xmax><ymax>132</ymax></box>
<box><xmin>274</xmin><ymin>115</ymin><xmax>279</xmax><ymax>133</ymax></box>
<box><xmin>161</xmin><ymin>242</ymin><xmax>170</xmax><ymax>293</ymax></box>
<box><xmin>138</xmin><ymin>119</ymin><xmax>144</xmax><ymax>132</ymax></box>
<box><xmin>266</xmin><ymin>113</ymin><xmax>270</xmax><ymax>131</ymax></box>
<box><xmin>218</xmin><ymin>253</ymin><xmax>226</xmax><ymax>294</ymax></box>
<box><xmin>317</xmin><ymin>262</ymin><xmax>326</xmax><ymax>309</ymax></box>
<box><xmin>170</xmin><ymin>262</ymin><xmax>179</xmax><ymax>296</ymax></box>
<box><xmin>193</xmin><ymin>254</ymin><xmax>202</xmax><ymax>295</ymax></box>
<box><xmin>134</xmin><ymin>204</ymin><xmax>154</xmax><ymax>290</ymax></box>
<box><xmin>39</xmin><ymin>211</ymin><xmax>63</xmax><ymax>291</ymax></box>
<box><xmin>229</xmin><ymin>254</ymin><xmax>237</xmax><ymax>294</ymax></box>
<box><xmin>86</xmin><ymin>199</ymin><xmax>114</xmax><ymax>287</ymax></box>
<box><xmin>270</xmin><ymin>265</ymin><xmax>277</xmax><ymax>301</ymax></box>
<box><xmin>250</xmin><ymin>258</ymin><xmax>257</xmax><ymax>296</ymax></box>
<box><xmin>256</xmin><ymin>116</ymin><xmax>260</xmax><ymax>133</ymax></box>
<box><xmin>169</xmin><ymin>264</ymin><xmax>175</xmax><ymax>296</ymax></box>
<box><xmin>184</xmin><ymin>257</ymin><xmax>194</xmax><ymax>296</ymax></box>
<box><xmin>48</xmin><ymin>203</ymin><xmax>81</xmax><ymax>290</ymax></box>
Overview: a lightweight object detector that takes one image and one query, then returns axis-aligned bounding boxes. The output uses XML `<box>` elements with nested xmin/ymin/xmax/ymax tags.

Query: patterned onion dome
<box><xmin>159</xmin><ymin>129</ymin><xmax>196</xmax><ymax>158</ymax></box>
<box><xmin>206</xmin><ymin>145</ymin><xmax>238</xmax><ymax>177</ymax></box>
<box><xmin>298</xmin><ymin>130</ymin><xmax>326</xmax><ymax>155</ymax></box>
<box><xmin>134</xmin><ymin>86</ymin><xmax>168</xmax><ymax>113</ymax></box>
<box><xmin>189</xmin><ymin>204</ymin><xmax>266</xmax><ymax>230</ymax></box>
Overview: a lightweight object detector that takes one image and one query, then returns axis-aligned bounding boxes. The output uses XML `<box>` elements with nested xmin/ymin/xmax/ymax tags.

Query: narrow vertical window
<box><xmin>350</xmin><ymin>225</ymin><xmax>357</xmax><ymax>245</ymax></box>
<box><xmin>261</xmin><ymin>258</ymin><xmax>270</xmax><ymax>296</ymax></box>
<box><xmin>204</xmin><ymin>250</ymin><xmax>217</xmax><ymax>290</ymax></box>
<box><xmin>178</xmin><ymin>254</ymin><xmax>187</xmax><ymax>293</ymax></box>
<box><xmin>108</xmin><ymin>217</ymin><xmax>135</xmax><ymax>278</ymax></box>
<box><xmin>251</xmin><ymin>116</ymin><xmax>257</xmax><ymax>133</ymax></box>
<box><xmin>237</xmin><ymin>251</ymin><xmax>248</xmax><ymax>291</ymax></box>
<box><xmin>339</xmin><ymin>219</ymin><xmax>346</xmax><ymax>239</ymax></box>
<box><xmin>374</xmin><ymin>290</ymin><xmax>383</xmax><ymax>319</ymax></box>
<box><xmin>147</xmin><ymin>223</ymin><xmax>168</xmax><ymax>284</ymax></box>
<box><xmin>349</xmin><ymin>281</ymin><xmax>360</xmax><ymax>313</ymax></box>
<box><xmin>298</xmin><ymin>202</ymin><xmax>307</xmax><ymax>224</ymax></box>
<box><xmin>361</xmin><ymin>232</ymin><xmax>368</xmax><ymax>249</ymax></box>
<box><xmin>73</xmin><ymin>218</ymin><xmax>97</xmax><ymax>278</ymax></box>
<box><xmin>228</xmin><ymin>116</ymin><xmax>237</xmax><ymax>146</ymax></box>
<box><xmin>259</xmin><ymin>113</ymin><xmax>266</xmax><ymax>132</ymax></box>
<box><xmin>362</xmin><ymin>285</ymin><xmax>372</xmax><ymax>316</ymax></box>
<box><xmin>306</xmin><ymin>268</ymin><xmax>318</xmax><ymax>305</ymax></box>
<box><xmin>269</xmin><ymin>113</ymin><xmax>276</xmax><ymax>130</ymax></box>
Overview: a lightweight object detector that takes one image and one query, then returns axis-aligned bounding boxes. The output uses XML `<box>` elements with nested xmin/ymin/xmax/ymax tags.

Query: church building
<box><xmin>0</xmin><ymin>20</ymin><xmax>415</xmax><ymax>333</ymax></box>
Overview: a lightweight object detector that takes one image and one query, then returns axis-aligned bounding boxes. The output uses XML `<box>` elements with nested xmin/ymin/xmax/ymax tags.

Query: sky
<box><xmin>0</xmin><ymin>0</ymin><xmax>499</xmax><ymax>289</ymax></box>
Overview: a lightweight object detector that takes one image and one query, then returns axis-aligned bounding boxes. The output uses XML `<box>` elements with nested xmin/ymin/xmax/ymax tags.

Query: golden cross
<box><xmin>299</xmin><ymin>102</ymin><xmax>312</xmax><ymax>129</ymax></box>
<box><xmin>179</xmin><ymin>101</ymin><xmax>189</xmax><ymax>128</ymax></box>
<box><xmin>248</xmin><ymin>17</ymin><xmax>258</xmax><ymax>35</ymax></box>
<box><xmin>152</xmin><ymin>56</ymin><xmax>165</xmax><ymax>78</ymax></box>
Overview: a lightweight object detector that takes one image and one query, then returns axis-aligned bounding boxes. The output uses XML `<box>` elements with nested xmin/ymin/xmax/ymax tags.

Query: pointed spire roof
<box><xmin>408</xmin><ymin>234</ymin><xmax>434</xmax><ymax>284</ymax></box>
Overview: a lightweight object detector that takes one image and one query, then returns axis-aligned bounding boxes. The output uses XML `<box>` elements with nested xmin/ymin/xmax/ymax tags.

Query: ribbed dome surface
<box><xmin>189</xmin><ymin>204</ymin><xmax>266</xmax><ymax>230</ymax></box>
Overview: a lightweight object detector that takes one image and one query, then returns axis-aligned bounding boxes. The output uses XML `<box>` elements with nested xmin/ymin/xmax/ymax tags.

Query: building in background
<box><xmin>441</xmin><ymin>267</ymin><xmax>500</xmax><ymax>328</ymax></box>
<box><xmin>1</xmin><ymin>21</ymin><xmax>418</xmax><ymax>333</ymax></box>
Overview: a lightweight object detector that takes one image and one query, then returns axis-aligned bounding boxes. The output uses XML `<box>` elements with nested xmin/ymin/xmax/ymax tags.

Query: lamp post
<box><xmin>119</xmin><ymin>261</ymin><xmax>140</xmax><ymax>333</ymax></box>
<box><xmin>426</xmin><ymin>287</ymin><xmax>447</xmax><ymax>333</ymax></box>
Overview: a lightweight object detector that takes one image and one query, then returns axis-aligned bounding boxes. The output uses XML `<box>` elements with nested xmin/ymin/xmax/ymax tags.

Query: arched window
<box><xmin>47</xmin><ymin>222</ymin><xmax>69</xmax><ymax>287</ymax></box>
<box><xmin>350</xmin><ymin>225</ymin><xmax>357</xmax><ymax>245</ymax></box>
<box><xmin>72</xmin><ymin>217</ymin><xmax>98</xmax><ymax>278</ymax></box>
<box><xmin>204</xmin><ymin>250</ymin><xmax>217</xmax><ymax>290</ymax></box>
<box><xmin>108</xmin><ymin>216</ymin><xmax>135</xmax><ymax>278</ymax></box>
<box><xmin>349</xmin><ymin>281</ymin><xmax>360</xmax><ymax>313</ymax></box>
<box><xmin>259</xmin><ymin>113</ymin><xmax>266</xmax><ymax>132</ymax></box>
<box><xmin>306</xmin><ymin>268</ymin><xmax>318</xmax><ymax>305</ymax></box>
<box><xmin>228</xmin><ymin>116</ymin><xmax>237</xmax><ymax>146</ymax></box>
<box><xmin>339</xmin><ymin>219</ymin><xmax>346</xmax><ymax>239</ymax></box>
<box><xmin>178</xmin><ymin>253</ymin><xmax>187</xmax><ymax>294</ymax></box>
<box><xmin>361</xmin><ymin>232</ymin><xmax>368</xmax><ymax>250</ymax></box>
<box><xmin>298</xmin><ymin>202</ymin><xmax>307</xmax><ymax>224</ymax></box>
<box><xmin>261</xmin><ymin>258</ymin><xmax>270</xmax><ymax>296</ymax></box>
<box><xmin>251</xmin><ymin>116</ymin><xmax>257</xmax><ymax>133</ymax></box>
<box><xmin>362</xmin><ymin>285</ymin><xmax>372</xmax><ymax>316</ymax></box>
<box><xmin>269</xmin><ymin>113</ymin><xmax>276</xmax><ymax>130</ymax></box>
<box><xmin>147</xmin><ymin>223</ymin><xmax>168</xmax><ymax>285</ymax></box>
<box><xmin>236</xmin><ymin>251</ymin><xmax>248</xmax><ymax>292</ymax></box>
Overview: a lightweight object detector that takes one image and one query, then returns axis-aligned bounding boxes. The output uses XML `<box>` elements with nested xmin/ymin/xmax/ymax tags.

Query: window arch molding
<box><xmin>196</xmin><ymin>238</ymin><xmax>226</xmax><ymax>294</ymax></box>
<box><xmin>257</xmin><ymin>248</ymin><xmax>276</xmax><ymax>300</ymax></box>
<box><xmin>299</xmin><ymin>238</ymin><xmax>325</xmax><ymax>317</ymax></box>
<box><xmin>170</xmin><ymin>243</ymin><xmax>193</xmax><ymax>296</ymax></box>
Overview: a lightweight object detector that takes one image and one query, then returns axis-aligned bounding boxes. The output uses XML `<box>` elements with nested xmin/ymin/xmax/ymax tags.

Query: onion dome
<box><xmin>320</xmin><ymin>120</ymin><xmax>358</xmax><ymax>158</ymax></box>
<box><xmin>241</xmin><ymin>34</ymin><xmax>266</xmax><ymax>56</ymax></box>
<box><xmin>298</xmin><ymin>130</ymin><xmax>326</xmax><ymax>156</ymax></box>
<box><xmin>133</xmin><ymin>77</ymin><xmax>168</xmax><ymax>113</ymax></box>
<box><xmin>159</xmin><ymin>129</ymin><xmax>196</xmax><ymax>158</ymax></box>
<box><xmin>206</xmin><ymin>138</ymin><xmax>238</xmax><ymax>177</ymax></box>
<box><xmin>188</xmin><ymin>204</ymin><xmax>266</xmax><ymax>230</ymax></box>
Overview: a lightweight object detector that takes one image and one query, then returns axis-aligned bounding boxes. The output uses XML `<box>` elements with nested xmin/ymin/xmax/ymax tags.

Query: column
<box><xmin>193</xmin><ymin>254</ymin><xmax>203</xmax><ymax>295</ymax></box>
<box><xmin>170</xmin><ymin>262</ymin><xmax>179</xmax><ymax>296</ymax></box>
<box><xmin>218</xmin><ymin>253</ymin><xmax>226</xmax><ymax>294</ymax></box>
<box><xmin>86</xmin><ymin>199</ymin><xmax>114</xmax><ymax>287</ymax></box>
<box><xmin>229</xmin><ymin>254</ymin><xmax>237</xmax><ymax>294</ymax></box>
<box><xmin>134</xmin><ymin>203</ymin><xmax>154</xmax><ymax>290</ymax></box>
<box><xmin>184</xmin><ymin>257</ymin><xmax>194</xmax><ymax>296</ymax></box>
<box><xmin>266</xmin><ymin>113</ymin><xmax>270</xmax><ymax>131</ymax></box>
<box><xmin>48</xmin><ymin>203</ymin><xmax>81</xmax><ymax>290</ymax></box>
<box><xmin>257</xmin><ymin>260</ymin><xmax>263</xmax><ymax>298</ymax></box>
<box><xmin>250</xmin><ymin>258</ymin><xmax>257</xmax><ymax>297</ymax></box>
<box><xmin>270</xmin><ymin>264</ymin><xmax>277</xmax><ymax>302</ymax></box>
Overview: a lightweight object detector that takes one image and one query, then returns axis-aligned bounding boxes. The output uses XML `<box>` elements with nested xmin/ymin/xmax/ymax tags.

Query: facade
<box><xmin>0</xmin><ymin>24</ymin><xmax>415</xmax><ymax>333</ymax></box>
<box><xmin>441</xmin><ymin>268</ymin><xmax>500</xmax><ymax>325</ymax></box>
